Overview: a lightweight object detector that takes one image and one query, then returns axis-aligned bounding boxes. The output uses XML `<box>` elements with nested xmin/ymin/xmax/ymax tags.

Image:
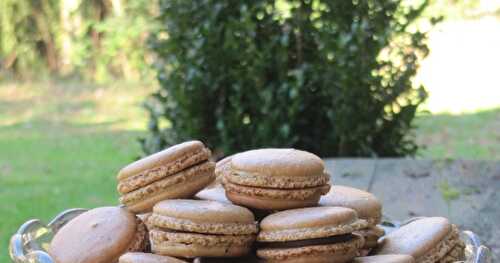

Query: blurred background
<box><xmin>1</xmin><ymin>0</ymin><xmax>499</xmax><ymax>261</ymax></box>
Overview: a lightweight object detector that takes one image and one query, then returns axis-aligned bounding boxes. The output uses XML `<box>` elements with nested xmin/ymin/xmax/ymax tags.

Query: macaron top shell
<box><xmin>258</xmin><ymin>207</ymin><xmax>367</xmax><ymax>242</ymax></box>
<box><xmin>49</xmin><ymin>207</ymin><xmax>139</xmax><ymax>263</ymax></box>
<box><xmin>353</xmin><ymin>255</ymin><xmax>415</xmax><ymax>263</ymax></box>
<box><xmin>231</xmin><ymin>148</ymin><xmax>325</xmax><ymax>178</ymax></box>
<box><xmin>153</xmin><ymin>199</ymin><xmax>254</xmax><ymax>224</ymax></box>
<box><xmin>119</xmin><ymin>252</ymin><xmax>187</xmax><ymax>263</ymax></box>
<box><xmin>376</xmin><ymin>217</ymin><xmax>454</xmax><ymax>260</ymax></box>
<box><xmin>227</xmin><ymin>149</ymin><xmax>329</xmax><ymax>189</ymax></box>
<box><xmin>118</xmin><ymin>141</ymin><xmax>207</xmax><ymax>180</ymax></box>
<box><xmin>319</xmin><ymin>185</ymin><xmax>382</xmax><ymax>225</ymax></box>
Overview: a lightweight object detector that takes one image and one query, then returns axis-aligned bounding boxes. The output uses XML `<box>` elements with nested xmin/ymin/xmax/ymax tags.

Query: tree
<box><xmin>142</xmin><ymin>0</ymin><xmax>435</xmax><ymax>157</ymax></box>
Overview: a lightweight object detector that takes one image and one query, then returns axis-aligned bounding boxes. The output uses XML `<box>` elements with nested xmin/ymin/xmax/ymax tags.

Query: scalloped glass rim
<box><xmin>9</xmin><ymin>209</ymin><xmax>493</xmax><ymax>263</ymax></box>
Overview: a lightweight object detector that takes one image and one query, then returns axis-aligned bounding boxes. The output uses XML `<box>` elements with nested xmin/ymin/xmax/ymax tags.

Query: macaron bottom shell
<box><xmin>225</xmin><ymin>190</ymin><xmax>322</xmax><ymax>211</ymax></box>
<box><xmin>150</xmin><ymin>230</ymin><xmax>254</xmax><ymax>258</ymax></box>
<box><xmin>150</xmin><ymin>230</ymin><xmax>255</xmax><ymax>258</ymax></box>
<box><xmin>125</xmin><ymin>171</ymin><xmax>214</xmax><ymax>213</ymax></box>
<box><xmin>257</xmin><ymin>234</ymin><xmax>364</xmax><ymax>263</ymax></box>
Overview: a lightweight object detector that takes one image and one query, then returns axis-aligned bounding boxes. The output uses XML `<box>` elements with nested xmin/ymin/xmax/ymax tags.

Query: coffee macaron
<box><xmin>257</xmin><ymin>206</ymin><xmax>368</xmax><ymax>263</ymax></box>
<box><xmin>148</xmin><ymin>199</ymin><xmax>258</xmax><ymax>258</ymax></box>
<box><xmin>375</xmin><ymin>217</ymin><xmax>465</xmax><ymax>262</ymax></box>
<box><xmin>192</xmin><ymin>254</ymin><xmax>260</xmax><ymax>263</ymax></box>
<box><xmin>222</xmin><ymin>148</ymin><xmax>330</xmax><ymax>211</ymax></box>
<box><xmin>49</xmin><ymin>207</ymin><xmax>147</xmax><ymax>263</ymax></box>
<box><xmin>119</xmin><ymin>252</ymin><xmax>187</xmax><ymax>263</ymax></box>
<box><xmin>214</xmin><ymin>155</ymin><xmax>233</xmax><ymax>181</ymax></box>
<box><xmin>194</xmin><ymin>156</ymin><xmax>233</xmax><ymax>204</ymax></box>
<box><xmin>117</xmin><ymin>141</ymin><xmax>215</xmax><ymax>213</ymax></box>
<box><xmin>353</xmin><ymin>254</ymin><xmax>415</xmax><ymax>263</ymax></box>
<box><xmin>195</xmin><ymin>184</ymin><xmax>231</xmax><ymax>204</ymax></box>
<box><xmin>320</xmin><ymin>185</ymin><xmax>384</xmax><ymax>252</ymax></box>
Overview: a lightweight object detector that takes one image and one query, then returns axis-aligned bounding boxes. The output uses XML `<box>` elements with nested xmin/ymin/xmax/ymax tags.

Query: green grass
<box><xmin>415</xmin><ymin>108</ymin><xmax>500</xmax><ymax>159</ymax></box>
<box><xmin>0</xmin><ymin>79</ymin><xmax>498</xmax><ymax>261</ymax></box>
<box><xmin>0</xmin><ymin>80</ymin><xmax>151</xmax><ymax>261</ymax></box>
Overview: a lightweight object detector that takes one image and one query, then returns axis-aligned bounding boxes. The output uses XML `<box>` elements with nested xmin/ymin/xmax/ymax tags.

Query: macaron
<box><xmin>192</xmin><ymin>254</ymin><xmax>260</xmax><ymax>263</ymax></box>
<box><xmin>49</xmin><ymin>207</ymin><xmax>147</xmax><ymax>263</ymax></box>
<box><xmin>148</xmin><ymin>199</ymin><xmax>258</xmax><ymax>258</ymax></box>
<box><xmin>222</xmin><ymin>149</ymin><xmax>330</xmax><ymax>210</ymax></box>
<box><xmin>257</xmin><ymin>206</ymin><xmax>368</xmax><ymax>263</ymax></box>
<box><xmin>117</xmin><ymin>141</ymin><xmax>215</xmax><ymax>213</ymax></box>
<box><xmin>195</xmin><ymin>184</ymin><xmax>231</xmax><ymax>204</ymax></box>
<box><xmin>353</xmin><ymin>255</ymin><xmax>415</xmax><ymax>263</ymax></box>
<box><xmin>375</xmin><ymin>217</ymin><xmax>464</xmax><ymax>262</ymax></box>
<box><xmin>194</xmin><ymin>156</ymin><xmax>233</xmax><ymax>204</ymax></box>
<box><xmin>319</xmin><ymin>185</ymin><xmax>384</xmax><ymax>252</ymax></box>
<box><xmin>119</xmin><ymin>252</ymin><xmax>187</xmax><ymax>263</ymax></box>
<box><xmin>214</xmin><ymin>155</ymin><xmax>233</xmax><ymax>180</ymax></box>
<box><xmin>319</xmin><ymin>186</ymin><xmax>382</xmax><ymax>225</ymax></box>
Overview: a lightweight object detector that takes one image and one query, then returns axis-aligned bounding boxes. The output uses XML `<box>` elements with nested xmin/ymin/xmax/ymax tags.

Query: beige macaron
<box><xmin>117</xmin><ymin>141</ymin><xmax>215</xmax><ymax>213</ymax></box>
<box><xmin>192</xmin><ymin>254</ymin><xmax>260</xmax><ymax>263</ymax></box>
<box><xmin>195</xmin><ymin>156</ymin><xmax>233</xmax><ymax>204</ymax></box>
<box><xmin>320</xmin><ymin>185</ymin><xmax>384</xmax><ymax>252</ymax></box>
<box><xmin>119</xmin><ymin>252</ymin><xmax>187</xmax><ymax>263</ymax></box>
<box><xmin>214</xmin><ymin>155</ymin><xmax>233</xmax><ymax>180</ymax></box>
<box><xmin>319</xmin><ymin>185</ymin><xmax>382</xmax><ymax>225</ymax></box>
<box><xmin>257</xmin><ymin>206</ymin><xmax>368</xmax><ymax>263</ymax></box>
<box><xmin>375</xmin><ymin>217</ymin><xmax>464</xmax><ymax>263</ymax></box>
<box><xmin>195</xmin><ymin>184</ymin><xmax>231</xmax><ymax>204</ymax></box>
<box><xmin>148</xmin><ymin>199</ymin><xmax>258</xmax><ymax>258</ymax></box>
<box><xmin>223</xmin><ymin>148</ymin><xmax>330</xmax><ymax>211</ymax></box>
<box><xmin>353</xmin><ymin>254</ymin><xmax>415</xmax><ymax>263</ymax></box>
<box><xmin>49</xmin><ymin>207</ymin><xmax>147</xmax><ymax>263</ymax></box>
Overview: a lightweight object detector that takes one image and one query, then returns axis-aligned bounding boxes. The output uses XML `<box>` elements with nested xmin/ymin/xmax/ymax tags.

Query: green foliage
<box><xmin>143</xmin><ymin>0</ymin><xmax>434</xmax><ymax>157</ymax></box>
<box><xmin>0</xmin><ymin>0</ymin><xmax>156</xmax><ymax>81</ymax></box>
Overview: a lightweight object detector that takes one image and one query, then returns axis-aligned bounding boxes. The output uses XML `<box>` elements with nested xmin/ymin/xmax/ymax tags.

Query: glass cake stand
<box><xmin>9</xmin><ymin>209</ymin><xmax>493</xmax><ymax>263</ymax></box>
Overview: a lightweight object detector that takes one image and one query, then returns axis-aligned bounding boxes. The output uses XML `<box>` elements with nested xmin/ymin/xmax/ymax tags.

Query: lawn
<box><xmin>0</xmin><ymin>80</ymin><xmax>498</xmax><ymax>261</ymax></box>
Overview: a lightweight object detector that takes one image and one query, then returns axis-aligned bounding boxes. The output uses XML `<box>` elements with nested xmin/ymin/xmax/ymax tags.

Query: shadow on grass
<box><xmin>416</xmin><ymin>107</ymin><xmax>500</xmax><ymax>159</ymax></box>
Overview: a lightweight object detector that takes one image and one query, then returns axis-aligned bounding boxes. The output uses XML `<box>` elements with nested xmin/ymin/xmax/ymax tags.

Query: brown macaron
<box><xmin>214</xmin><ymin>155</ymin><xmax>233</xmax><ymax>181</ymax></box>
<box><xmin>319</xmin><ymin>185</ymin><xmax>382</xmax><ymax>225</ymax></box>
<box><xmin>223</xmin><ymin>149</ymin><xmax>330</xmax><ymax>211</ymax></box>
<box><xmin>117</xmin><ymin>141</ymin><xmax>215</xmax><ymax>213</ymax></box>
<box><xmin>192</xmin><ymin>254</ymin><xmax>260</xmax><ymax>263</ymax></box>
<box><xmin>375</xmin><ymin>217</ymin><xmax>464</xmax><ymax>263</ymax></box>
<box><xmin>194</xmin><ymin>156</ymin><xmax>233</xmax><ymax>204</ymax></box>
<box><xmin>49</xmin><ymin>207</ymin><xmax>147</xmax><ymax>263</ymax></box>
<box><xmin>353</xmin><ymin>254</ymin><xmax>415</xmax><ymax>263</ymax></box>
<box><xmin>119</xmin><ymin>252</ymin><xmax>187</xmax><ymax>263</ymax></box>
<box><xmin>195</xmin><ymin>184</ymin><xmax>231</xmax><ymax>204</ymax></box>
<box><xmin>319</xmin><ymin>185</ymin><xmax>384</xmax><ymax>252</ymax></box>
<box><xmin>257</xmin><ymin>206</ymin><xmax>368</xmax><ymax>263</ymax></box>
<box><xmin>148</xmin><ymin>199</ymin><xmax>258</xmax><ymax>258</ymax></box>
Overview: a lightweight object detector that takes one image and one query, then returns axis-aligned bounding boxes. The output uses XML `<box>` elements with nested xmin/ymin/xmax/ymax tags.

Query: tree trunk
<box><xmin>60</xmin><ymin>0</ymin><xmax>81</xmax><ymax>75</ymax></box>
<box><xmin>32</xmin><ymin>5</ymin><xmax>59</xmax><ymax>72</ymax></box>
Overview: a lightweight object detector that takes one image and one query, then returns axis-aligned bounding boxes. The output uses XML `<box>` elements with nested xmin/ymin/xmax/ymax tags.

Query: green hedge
<box><xmin>142</xmin><ymin>0</ymin><xmax>434</xmax><ymax>157</ymax></box>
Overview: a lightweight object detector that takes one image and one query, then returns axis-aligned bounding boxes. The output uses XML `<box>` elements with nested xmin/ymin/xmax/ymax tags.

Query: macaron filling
<box><xmin>120</xmin><ymin>161</ymin><xmax>215</xmax><ymax>205</ymax></box>
<box><xmin>223</xmin><ymin>179</ymin><xmax>330</xmax><ymax>200</ymax></box>
<box><xmin>226</xmin><ymin>171</ymin><xmax>330</xmax><ymax>189</ymax></box>
<box><xmin>118</xmin><ymin>148</ymin><xmax>211</xmax><ymax>194</ymax></box>
<box><xmin>258</xmin><ymin>233</ymin><xmax>355</xmax><ymax>249</ymax></box>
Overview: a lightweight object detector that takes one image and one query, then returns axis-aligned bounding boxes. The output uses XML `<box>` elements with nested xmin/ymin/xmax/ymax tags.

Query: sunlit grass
<box><xmin>0</xmin><ymin>79</ymin><xmax>153</xmax><ymax>130</ymax></box>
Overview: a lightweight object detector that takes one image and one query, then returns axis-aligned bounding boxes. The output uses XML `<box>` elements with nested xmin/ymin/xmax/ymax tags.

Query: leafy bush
<box><xmin>143</xmin><ymin>0</ymin><xmax>434</xmax><ymax>157</ymax></box>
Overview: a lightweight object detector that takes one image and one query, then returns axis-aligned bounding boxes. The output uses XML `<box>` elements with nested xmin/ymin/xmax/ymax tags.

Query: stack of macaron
<box><xmin>47</xmin><ymin>140</ymin><xmax>467</xmax><ymax>263</ymax></box>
